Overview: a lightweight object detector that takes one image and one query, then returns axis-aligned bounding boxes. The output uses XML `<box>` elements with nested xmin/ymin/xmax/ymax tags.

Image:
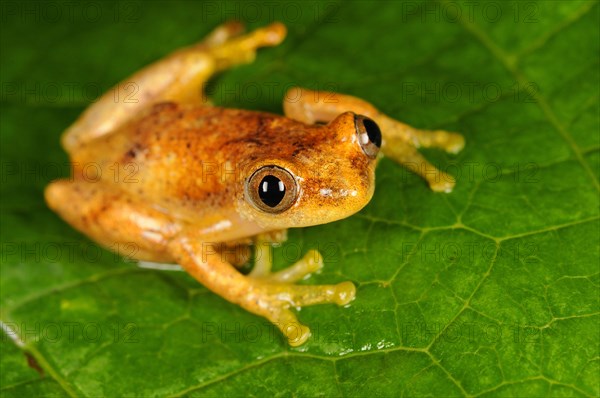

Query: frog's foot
<box><xmin>198</xmin><ymin>20</ymin><xmax>246</xmax><ymax>48</ymax></box>
<box><xmin>384</xmin><ymin>138</ymin><xmax>458</xmax><ymax>193</ymax></box>
<box><xmin>169</xmin><ymin>237</ymin><xmax>356</xmax><ymax>347</ymax></box>
<box><xmin>249</xmin><ymin>232</ymin><xmax>323</xmax><ymax>282</ymax></box>
<box><xmin>244</xmin><ymin>235</ymin><xmax>353</xmax><ymax>346</ymax></box>
<box><xmin>246</xmin><ymin>279</ymin><xmax>356</xmax><ymax>346</ymax></box>
<box><xmin>379</xmin><ymin>116</ymin><xmax>465</xmax><ymax>154</ymax></box>
<box><xmin>208</xmin><ymin>21</ymin><xmax>287</xmax><ymax>70</ymax></box>
<box><xmin>265</xmin><ymin>250</ymin><xmax>324</xmax><ymax>283</ymax></box>
<box><xmin>381</xmin><ymin>116</ymin><xmax>464</xmax><ymax>192</ymax></box>
<box><xmin>416</xmin><ymin>129</ymin><xmax>465</xmax><ymax>154</ymax></box>
<box><xmin>251</xmin><ymin>248</ymin><xmax>324</xmax><ymax>283</ymax></box>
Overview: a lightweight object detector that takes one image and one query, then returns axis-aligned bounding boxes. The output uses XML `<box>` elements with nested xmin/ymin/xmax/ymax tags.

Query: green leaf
<box><xmin>1</xmin><ymin>0</ymin><xmax>598</xmax><ymax>396</ymax></box>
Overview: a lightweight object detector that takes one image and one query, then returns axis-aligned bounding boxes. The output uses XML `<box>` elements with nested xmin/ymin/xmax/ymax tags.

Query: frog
<box><xmin>45</xmin><ymin>21</ymin><xmax>464</xmax><ymax>346</ymax></box>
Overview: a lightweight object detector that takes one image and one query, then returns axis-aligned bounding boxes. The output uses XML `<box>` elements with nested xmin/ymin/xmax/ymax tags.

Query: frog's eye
<box><xmin>355</xmin><ymin>114</ymin><xmax>381</xmax><ymax>158</ymax></box>
<box><xmin>245</xmin><ymin>165</ymin><xmax>299</xmax><ymax>214</ymax></box>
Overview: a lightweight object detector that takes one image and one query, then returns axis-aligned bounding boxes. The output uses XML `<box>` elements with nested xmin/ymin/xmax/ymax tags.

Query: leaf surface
<box><xmin>1</xmin><ymin>1</ymin><xmax>598</xmax><ymax>396</ymax></box>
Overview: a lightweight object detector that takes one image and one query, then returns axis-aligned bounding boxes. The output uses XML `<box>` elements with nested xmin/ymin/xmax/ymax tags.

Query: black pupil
<box><xmin>363</xmin><ymin>118</ymin><xmax>382</xmax><ymax>148</ymax></box>
<box><xmin>258</xmin><ymin>175</ymin><xmax>286</xmax><ymax>207</ymax></box>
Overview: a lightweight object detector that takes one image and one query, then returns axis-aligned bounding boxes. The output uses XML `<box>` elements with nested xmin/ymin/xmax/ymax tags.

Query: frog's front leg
<box><xmin>249</xmin><ymin>231</ymin><xmax>323</xmax><ymax>283</ymax></box>
<box><xmin>168</xmin><ymin>233</ymin><xmax>354</xmax><ymax>347</ymax></box>
<box><xmin>62</xmin><ymin>21</ymin><xmax>286</xmax><ymax>153</ymax></box>
<box><xmin>283</xmin><ymin>87</ymin><xmax>464</xmax><ymax>192</ymax></box>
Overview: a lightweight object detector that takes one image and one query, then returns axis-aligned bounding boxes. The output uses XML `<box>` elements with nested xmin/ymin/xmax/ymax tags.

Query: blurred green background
<box><xmin>1</xmin><ymin>1</ymin><xmax>598</xmax><ymax>396</ymax></box>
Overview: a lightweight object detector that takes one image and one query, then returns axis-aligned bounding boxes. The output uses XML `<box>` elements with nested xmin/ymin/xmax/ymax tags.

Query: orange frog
<box><xmin>45</xmin><ymin>22</ymin><xmax>464</xmax><ymax>346</ymax></box>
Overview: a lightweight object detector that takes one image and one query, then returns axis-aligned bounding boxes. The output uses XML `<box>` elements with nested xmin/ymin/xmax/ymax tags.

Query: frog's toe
<box><xmin>287</xmin><ymin>323</ymin><xmax>311</xmax><ymax>347</ymax></box>
<box><xmin>332</xmin><ymin>281</ymin><xmax>357</xmax><ymax>305</ymax></box>
<box><xmin>444</xmin><ymin>132</ymin><xmax>465</xmax><ymax>154</ymax></box>
<box><xmin>256</xmin><ymin>22</ymin><xmax>287</xmax><ymax>46</ymax></box>
<box><xmin>201</xmin><ymin>21</ymin><xmax>246</xmax><ymax>48</ymax></box>
<box><xmin>267</xmin><ymin>249</ymin><xmax>323</xmax><ymax>283</ymax></box>
<box><xmin>206</xmin><ymin>21</ymin><xmax>287</xmax><ymax>71</ymax></box>
<box><xmin>272</xmin><ymin>308</ymin><xmax>311</xmax><ymax>347</ymax></box>
<box><xmin>287</xmin><ymin>281</ymin><xmax>356</xmax><ymax>307</ymax></box>
<box><xmin>252</xmin><ymin>280</ymin><xmax>355</xmax><ymax>346</ymax></box>
<box><xmin>427</xmin><ymin>172</ymin><xmax>456</xmax><ymax>193</ymax></box>
<box><xmin>235</xmin><ymin>22</ymin><xmax>286</xmax><ymax>51</ymax></box>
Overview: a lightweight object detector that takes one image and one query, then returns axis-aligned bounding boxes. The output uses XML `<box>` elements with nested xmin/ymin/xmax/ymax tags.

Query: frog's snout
<box><xmin>354</xmin><ymin>114</ymin><xmax>381</xmax><ymax>159</ymax></box>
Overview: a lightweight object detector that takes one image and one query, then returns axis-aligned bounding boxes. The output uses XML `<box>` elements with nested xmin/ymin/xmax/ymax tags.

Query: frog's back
<box><xmin>70</xmin><ymin>102</ymin><xmax>314</xmax><ymax>219</ymax></box>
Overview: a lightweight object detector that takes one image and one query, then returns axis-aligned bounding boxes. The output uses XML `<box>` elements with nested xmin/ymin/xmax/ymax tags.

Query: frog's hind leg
<box><xmin>283</xmin><ymin>87</ymin><xmax>464</xmax><ymax>192</ymax></box>
<box><xmin>61</xmin><ymin>21</ymin><xmax>287</xmax><ymax>154</ymax></box>
<box><xmin>44</xmin><ymin>179</ymin><xmax>180</xmax><ymax>262</ymax></box>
